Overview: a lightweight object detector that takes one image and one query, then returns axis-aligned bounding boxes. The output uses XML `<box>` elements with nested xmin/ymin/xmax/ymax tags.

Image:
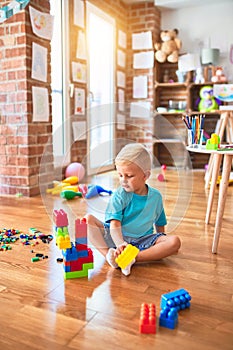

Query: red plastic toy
<box><xmin>139</xmin><ymin>303</ymin><xmax>156</xmax><ymax>334</ymax></box>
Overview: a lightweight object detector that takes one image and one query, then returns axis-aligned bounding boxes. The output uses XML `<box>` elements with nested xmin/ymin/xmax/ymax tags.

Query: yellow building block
<box><xmin>115</xmin><ymin>244</ymin><xmax>139</xmax><ymax>269</ymax></box>
<box><xmin>56</xmin><ymin>235</ymin><xmax>71</xmax><ymax>250</ymax></box>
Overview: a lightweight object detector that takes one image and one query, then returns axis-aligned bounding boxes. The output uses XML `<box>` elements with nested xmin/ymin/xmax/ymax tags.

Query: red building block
<box><xmin>70</xmin><ymin>248</ymin><xmax>93</xmax><ymax>272</ymax></box>
<box><xmin>53</xmin><ymin>209</ymin><xmax>68</xmax><ymax>227</ymax></box>
<box><xmin>75</xmin><ymin>218</ymin><xmax>87</xmax><ymax>238</ymax></box>
<box><xmin>139</xmin><ymin>303</ymin><xmax>156</xmax><ymax>334</ymax></box>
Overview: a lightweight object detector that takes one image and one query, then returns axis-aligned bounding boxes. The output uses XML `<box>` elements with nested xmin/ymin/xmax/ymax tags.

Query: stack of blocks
<box><xmin>53</xmin><ymin>209</ymin><xmax>94</xmax><ymax>279</ymax></box>
<box><xmin>159</xmin><ymin>288</ymin><xmax>191</xmax><ymax>329</ymax></box>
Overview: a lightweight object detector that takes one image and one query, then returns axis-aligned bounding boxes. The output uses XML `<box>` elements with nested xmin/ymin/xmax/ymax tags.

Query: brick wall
<box><xmin>0</xmin><ymin>0</ymin><xmax>53</xmax><ymax>196</ymax></box>
<box><xmin>125</xmin><ymin>1</ymin><xmax>160</xmax><ymax>155</ymax></box>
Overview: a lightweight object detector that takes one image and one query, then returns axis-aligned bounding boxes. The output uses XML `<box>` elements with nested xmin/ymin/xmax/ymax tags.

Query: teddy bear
<box><xmin>154</xmin><ymin>29</ymin><xmax>182</xmax><ymax>63</ymax></box>
<box><xmin>211</xmin><ymin>67</ymin><xmax>227</xmax><ymax>83</ymax></box>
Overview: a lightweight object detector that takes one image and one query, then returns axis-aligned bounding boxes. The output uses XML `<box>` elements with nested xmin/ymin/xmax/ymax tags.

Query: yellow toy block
<box><xmin>56</xmin><ymin>235</ymin><xmax>71</xmax><ymax>250</ymax></box>
<box><xmin>115</xmin><ymin>244</ymin><xmax>139</xmax><ymax>269</ymax></box>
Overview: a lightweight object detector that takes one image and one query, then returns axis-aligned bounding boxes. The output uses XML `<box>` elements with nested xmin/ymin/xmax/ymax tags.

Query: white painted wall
<box><xmin>160</xmin><ymin>1</ymin><xmax>233</xmax><ymax>81</ymax></box>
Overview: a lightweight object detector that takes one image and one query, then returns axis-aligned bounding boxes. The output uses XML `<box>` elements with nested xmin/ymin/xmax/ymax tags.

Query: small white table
<box><xmin>187</xmin><ymin>145</ymin><xmax>233</xmax><ymax>253</ymax></box>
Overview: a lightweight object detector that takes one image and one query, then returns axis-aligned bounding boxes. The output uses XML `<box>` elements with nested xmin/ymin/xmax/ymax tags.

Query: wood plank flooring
<box><xmin>0</xmin><ymin>168</ymin><xmax>233</xmax><ymax>350</ymax></box>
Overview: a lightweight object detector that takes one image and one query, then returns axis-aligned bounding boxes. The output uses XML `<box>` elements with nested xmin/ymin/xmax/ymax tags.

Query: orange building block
<box><xmin>139</xmin><ymin>303</ymin><xmax>156</xmax><ymax>334</ymax></box>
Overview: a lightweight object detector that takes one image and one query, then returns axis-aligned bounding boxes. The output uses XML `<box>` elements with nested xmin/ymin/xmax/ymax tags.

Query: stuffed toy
<box><xmin>197</xmin><ymin>86</ymin><xmax>221</xmax><ymax>112</ymax></box>
<box><xmin>211</xmin><ymin>67</ymin><xmax>227</xmax><ymax>83</ymax></box>
<box><xmin>154</xmin><ymin>29</ymin><xmax>182</xmax><ymax>63</ymax></box>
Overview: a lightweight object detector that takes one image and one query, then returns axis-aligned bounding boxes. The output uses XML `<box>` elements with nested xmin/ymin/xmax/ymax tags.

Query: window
<box><xmin>50</xmin><ymin>0</ymin><xmax>70</xmax><ymax>166</ymax></box>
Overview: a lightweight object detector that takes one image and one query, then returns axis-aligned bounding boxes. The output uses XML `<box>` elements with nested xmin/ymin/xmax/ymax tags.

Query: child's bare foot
<box><xmin>106</xmin><ymin>248</ymin><xmax>118</xmax><ymax>268</ymax></box>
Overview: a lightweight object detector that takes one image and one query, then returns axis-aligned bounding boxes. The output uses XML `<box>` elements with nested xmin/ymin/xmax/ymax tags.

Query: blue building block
<box><xmin>77</xmin><ymin>249</ymin><xmax>88</xmax><ymax>258</ymax></box>
<box><xmin>62</xmin><ymin>243</ymin><xmax>78</xmax><ymax>262</ymax></box>
<box><xmin>161</xmin><ymin>288</ymin><xmax>191</xmax><ymax>312</ymax></box>
<box><xmin>159</xmin><ymin>307</ymin><xmax>178</xmax><ymax>329</ymax></box>
<box><xmin>75</xmin><ymin>236</ymin><xmax>87</xmax><ymax>245</ymax></box>
<box><xmin>63</xmin><ymin>264</ymin><xmax>71</xmax><ymax>272</ymax></box>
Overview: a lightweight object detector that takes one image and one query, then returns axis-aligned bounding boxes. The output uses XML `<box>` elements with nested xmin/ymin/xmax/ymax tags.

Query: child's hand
<box><xmin>115</xmin><ymin>242</ymin><xmax>128</xmax><ymax>257</ymax></box>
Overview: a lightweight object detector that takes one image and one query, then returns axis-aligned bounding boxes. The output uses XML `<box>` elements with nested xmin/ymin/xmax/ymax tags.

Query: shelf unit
<box><xmin>153</xmin><ymin>62</ymin><xmax>221</xmax><ymax>169</ymax></box>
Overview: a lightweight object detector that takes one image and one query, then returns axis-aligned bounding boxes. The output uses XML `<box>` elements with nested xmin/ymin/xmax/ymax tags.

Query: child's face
<box><xmin>116</xmin><ymin>162</ymin><xmax>149</xmax><ymax>195</ymax></box>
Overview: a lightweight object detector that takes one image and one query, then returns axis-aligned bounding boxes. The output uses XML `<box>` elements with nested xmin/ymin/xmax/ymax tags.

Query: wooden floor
<box><xmin>0</xmin><ymin>168</ymin><xmax>233</xmax><ymax>350</ymax></box>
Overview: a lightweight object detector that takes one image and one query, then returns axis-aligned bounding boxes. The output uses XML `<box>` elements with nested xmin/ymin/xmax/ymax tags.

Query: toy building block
<box><xmin>64</xmin><ymin>262</ymin><xmax>94</xmax><ymax>279</ymax></box>
<box><xmin>75</xmin><ymin>218</ymin><xmax>87</xmax><ymax>238</ymax></box>
<box><xmin>115</xmin><ymin>244</ymin><xmax>139</xmax><ymax>269</ymax></box>
<box><xmin>62</xmin><ymin>242</ymin><xmax>78</xmax><ymax>261</ymax></box>
<box><xmin>206</xmin><ymin>133</ymin><xmax>220</xmax><ymax>150</ymax></box>
<box><xmin>139</xmin><ymin>303</ymin><xmax>156</xmax><ymax>334</ymax></box>
<box><xmin>54</xmin><ymin>208</ymin><xmax>94</xmax><ymax>279</ymax></box>
<box><xmin>55</xmin><ymin>227</ymin><xmax>71</xmax><ymax>249</ymax></box>
<box><xmin>159</xmin><ymin>307</ymin><xmax>178</xmax><ymax>329</ymax></box>
<box><xmin>53</xmin><ymin>209</ymin><xmax>68</xmax><ymax>227</ymax></box>
<box><xmin>75</xmin><ymin>236</ymin><xmax>87</xmax><ymax>246</ymax></box>
<box><xmin>161</xmin><ymin>288</ymin><xmax>191</xmax><ymax>311</ymax></box>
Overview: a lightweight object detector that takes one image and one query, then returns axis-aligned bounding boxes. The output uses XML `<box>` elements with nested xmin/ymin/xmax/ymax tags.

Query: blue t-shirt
<box><xmin>105</xmin><ymin>185</ymin><xmax>167</xmax><ymax>238</ymax></box>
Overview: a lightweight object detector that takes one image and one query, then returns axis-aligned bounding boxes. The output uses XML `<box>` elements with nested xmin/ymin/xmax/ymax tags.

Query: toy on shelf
<box><xmin>139</xmin><ymin>303</ymin><xmax>156</xmax><ymax>334</ymax></box>
<box><xmin>85</xmin><ymin>185</ymin><xmax>112</xmax><ymax>199</ymax></box>
<box><xmin>206</xmin><ymin>133</ymin><xmax>220</xmax><ymax>150</ymax></box>
<box><xmin>159</xmin><ymin>288</ymin><xmax>191</xmax><ymax>330</ymax></box>
<box><xmin>197</xmin><ymin>85</ymin><xmax>220</xmax><ymax>112</ymax></box>
<box><xmin>53</xmin><ymin>210</ymin><xmax>93</xmax><ymax>279</ymax></box>
<box><xmin>194</xmin><ymin>67</ymin><xmax>204</xmax><ymax>84</ymax></box>
<box><xmin>211</xmin><ymin>67</ymin><xmax>227</xmax><ymax>83</ymax></box>
<box><xmin>65</xmin><ymin>162</ymin><xmax>85</xmax><ymax>181</ymax></box>
<box><xmin>115</xmin><ymin>244</ymin><xmax>139</xmax><ymax>269</ymax></box>
<box><xmin>154</xmin><ymin>28</ymin><xmax>182</xmax><ymax>63</ymax></box>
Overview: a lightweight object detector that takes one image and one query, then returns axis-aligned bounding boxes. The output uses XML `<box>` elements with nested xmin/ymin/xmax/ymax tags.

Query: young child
<box><xmin>86</xmin><ymin>143</ymin><xmax>181</xmax><ymax>276</ymax></box>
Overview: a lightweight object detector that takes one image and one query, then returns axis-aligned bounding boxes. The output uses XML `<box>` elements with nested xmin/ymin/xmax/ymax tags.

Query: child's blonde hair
<box><xmin>115</xmin><ymin>143</ymin><xmax>151</xmax><ymax>173</ymax></box>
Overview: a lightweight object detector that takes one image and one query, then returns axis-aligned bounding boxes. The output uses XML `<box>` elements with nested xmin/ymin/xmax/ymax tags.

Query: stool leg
<box><xmin>212</xmin><ymin>155</ymin><xmax>232</xmax><ymax>253</ymax></box>
<box><xmin>205</xmin><ymin>153</ymin><xmax>222</xmax><ymax>224</ymax></box>
<box><xmin>204</xmin><ymin>154</ymin><xmax>214</xmax><ymax>189</ymax></box>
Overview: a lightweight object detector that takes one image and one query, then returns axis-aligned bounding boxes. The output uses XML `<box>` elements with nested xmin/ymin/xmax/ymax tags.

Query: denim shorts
<box><xmin>103</xmin><ymin>223</ymin><xmax>166</xmax><ymax>251</ymax></box>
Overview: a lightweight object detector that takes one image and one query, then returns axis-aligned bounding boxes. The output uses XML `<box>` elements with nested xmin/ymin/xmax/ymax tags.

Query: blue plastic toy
<box><xmin>161</xmin><ymin>288</ymin><xmax>191</xmax><ymax>312</ymax></box>
<box><xmin>159</xmin><ymin>288</ymin><xmax>191</xmax><ymax>330</ymax></box>
<box><xmin>159</xmin><ymin>306</ymin><xmax>178</xmax><ymax>329</ymax></box>
<box><xmin>85</xmin><ymin>185</ymin><xmax>112</xmax><ymax>199</ymax></box>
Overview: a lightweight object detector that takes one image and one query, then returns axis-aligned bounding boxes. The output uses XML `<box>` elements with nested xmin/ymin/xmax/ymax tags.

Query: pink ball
<box><xmin>157</xmin><ymin>173</ymin><xmax>165</xmax><ymax>182</ymax></box>
<box><xmin>65</xmin><ymin>162</ymin><xmax>85</xmax><ymax>181</ymax></box>
<box><xmin>161</xmin><ymin>164</ymin><xmax>167</xmax><ymax>171</ymax></box>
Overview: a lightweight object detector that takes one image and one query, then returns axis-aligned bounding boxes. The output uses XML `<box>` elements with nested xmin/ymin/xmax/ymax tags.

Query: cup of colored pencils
<box><xmin>182</xmin><ymin>114</ymin><xmax>205</xmax><ymax>147</ymax></box>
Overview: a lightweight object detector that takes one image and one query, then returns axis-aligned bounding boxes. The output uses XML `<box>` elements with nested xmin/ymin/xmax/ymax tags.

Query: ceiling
<box><xmin>122</xmin><ymin>0</ymin><xmax>232</xmax><ymax>9</ymax></box>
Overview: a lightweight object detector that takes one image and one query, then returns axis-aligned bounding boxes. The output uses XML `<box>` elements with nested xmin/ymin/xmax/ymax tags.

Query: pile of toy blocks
<box><xmin>53</xmin><ymin>209</ymin><xmax>93</xmax><ymax>279</ymax></box>
<box><xmin>159</xmin><ymin>288</ymin><xmax>191</xmax><ymax>329</ymax></box>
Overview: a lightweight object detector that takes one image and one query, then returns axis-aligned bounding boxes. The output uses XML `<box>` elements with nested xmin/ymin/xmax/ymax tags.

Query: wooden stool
<box><xmin>204</xmin><ymin>111</ymin><xmax>233</xmax><ymax>189</ymax></box>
